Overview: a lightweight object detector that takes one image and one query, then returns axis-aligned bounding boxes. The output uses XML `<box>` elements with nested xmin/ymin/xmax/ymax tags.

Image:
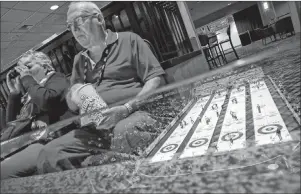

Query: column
<box><xmin>257</xmin><ymin>2</ymin><xmax>277</xmax><ymax>26</ymax></box>
<box><xmin>176</xmin><ymin>1</ymin><xmax>201</xmax><ymax>51</ymax></box>
<box><xmin>288</xmin><ymin>1</ymin><xmax>300</xmax><ymax>33</ymax></box>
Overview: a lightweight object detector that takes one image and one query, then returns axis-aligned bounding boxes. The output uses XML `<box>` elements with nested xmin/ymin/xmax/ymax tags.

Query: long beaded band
<box><xmin>83</xmin><ymin>32</ymin><xmax>119</xmax><ymax>85</ymax></box>
<box><xmin>83</xmin><ymin>32</ymin><xmax>108</xmax><ymax>84</ymax></box>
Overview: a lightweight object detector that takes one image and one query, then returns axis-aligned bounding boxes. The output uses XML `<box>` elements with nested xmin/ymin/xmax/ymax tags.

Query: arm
<box><xmin>5</xmin><ymin>72</ymin><xmax>23</xmax><ymax>122</ymax></box>
<box><xmin>0</xmin><ymin>106</ymin><xmax>6</xmax><ymax>130</ymax></box>
<box><xmin>126</xmin><ymin>76</ymin><xmax>165</xmax><ymax>112</ymax></box>
<box><xmin>66</xmin><ymin>54</ymin><xmax>85</xmax><ymax>112</ymax></box>
<box><xmin>98</xmin><ymin>34</ymin><xmax>166</xmax><ymax>129</ymax></box>
<box><xmin>137</xmin><ymin>76</ymin><xmax>164</xmax><ymax>97</ymax></box>
<box><xmin>5</xmin><ymin>93</ymin><xmax>22</xmax><ymax>123</ymax></box>
<box><xmin>126</xmin><ymin>33</ymin><xmax>166</xmax><ymax>112</ymax></box>
<box><xmin>21</xmin><ymin>73</ymin><xmax>69</xmax><ymax>112</ymax></box>
<box><xmin>70</xmin><ymin>54</ymin><xmax>83</xmax><ymax>86</ymax></box>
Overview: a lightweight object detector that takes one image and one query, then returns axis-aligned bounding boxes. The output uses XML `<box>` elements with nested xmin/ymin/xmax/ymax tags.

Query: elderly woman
<box><xmin>1</xmin><ymin>51</ymin><xmax>70</xmax><ymax>179</ymax></box>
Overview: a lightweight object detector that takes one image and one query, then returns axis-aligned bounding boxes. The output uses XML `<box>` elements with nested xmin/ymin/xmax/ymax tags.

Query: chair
<box><xmin>208</xmin><ymin>35</ymin><xmax>227</xmax><ymax>65</ymax></box>
<box><xmin>218</xmin><ymin>26</ymin><xmax>239</xmax><ymax>61</ymax></box>
<box><xmin>198</xmin><ymin>34</ymin><xmax>225</xmax><ymax>70</ymax></box>
<box><xmin>144</xmin><ymin>39</ymin><xmax>159</xmax><ymax>60</ymax></box>
<box><xmin>260</xmin><ymin>25</ymin><xmax>277</xmax><ymax>45</ymax></box>
<box><xmin>275</xmin><ymin>16</ymin><xmax>295</xmax><ymax>39</ymax></box>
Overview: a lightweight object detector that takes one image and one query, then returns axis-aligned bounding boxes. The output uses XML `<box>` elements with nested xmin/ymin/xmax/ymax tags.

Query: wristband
<box><xmin>124</xmin><ymin>103</ymin><xmax>134</xmax><ymax>114</ymax></box>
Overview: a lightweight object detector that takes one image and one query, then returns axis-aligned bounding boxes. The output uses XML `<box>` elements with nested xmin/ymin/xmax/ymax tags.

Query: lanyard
<box><xmin>83</xmin><ymin>43</ymin><xmax>114</xmax><ymax>86</ymax></box>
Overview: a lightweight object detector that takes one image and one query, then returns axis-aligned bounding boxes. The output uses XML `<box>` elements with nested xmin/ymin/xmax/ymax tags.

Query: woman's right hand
<box><xmin>6</xmin><ymin>70</ymin><xmax>22</xmax><ymax>95</ymax></box>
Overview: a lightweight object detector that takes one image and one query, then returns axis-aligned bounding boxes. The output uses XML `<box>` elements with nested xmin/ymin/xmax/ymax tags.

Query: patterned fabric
<box><xmin>16</xmin><ymin>102</ymin><xmax>34</xmax><ymax>120</ymax></box>
<box><xmin>16</xmin><ymin>71</ymin><xmax>55</xmax><ymax>120</ymax></box>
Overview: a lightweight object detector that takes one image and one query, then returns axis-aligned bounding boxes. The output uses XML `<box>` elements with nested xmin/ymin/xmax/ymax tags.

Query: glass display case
<box><xmin>0</xmin><ymin>2</ymin><xmax>300</xmax><ymax>193</ymax></box>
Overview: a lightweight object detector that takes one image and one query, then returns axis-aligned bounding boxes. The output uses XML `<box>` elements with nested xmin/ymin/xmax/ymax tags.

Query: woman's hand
<box><xmin>6</xmin><ymin>71</ymin><xmax>22</xmax><ymax>95</ymax></box>
<box><xmin>31</xmin><ymin>120</ymin><xmax>48</xmax><ymax>130</ymax></box>
<box><xmin>14</xmin><ymin>65</ymin><xmax>31</xmax><ymax>78</ymax></box>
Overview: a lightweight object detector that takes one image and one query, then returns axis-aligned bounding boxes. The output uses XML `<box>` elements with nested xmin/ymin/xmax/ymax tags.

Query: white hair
<box><xmin>68</xmin><ymin>1</ymin><xmax>106</xmax><ymax>28</ymax></box>
<box><xmin>19</xmin><ymin>50</ymin><xmax>55</xmax><ymax>72</ymax></box>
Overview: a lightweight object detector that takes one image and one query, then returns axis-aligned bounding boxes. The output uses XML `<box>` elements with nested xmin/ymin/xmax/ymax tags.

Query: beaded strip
<box><xmin>83</xmin><ymin>46</ymin><xmax>111</xmax><ymax>85</ymax></box>
<box><xmin>83</xmin><ymin>32</ymin><xmax>118</xmax><ymax>85</ymax></box>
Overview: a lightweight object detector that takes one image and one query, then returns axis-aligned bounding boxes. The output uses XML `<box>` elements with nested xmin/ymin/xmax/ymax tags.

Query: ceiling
<box><xmin>0</xmin><ymin>1</ymin><xmax>110</xmax><ymax>71</ymax></box>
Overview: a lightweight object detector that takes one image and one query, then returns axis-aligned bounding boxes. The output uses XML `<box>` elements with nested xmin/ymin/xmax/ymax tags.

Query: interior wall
<box><xmin>187</xmin><ymin>1</ymin><xmax>263</xmax><ymax>50</ymax></box>
<box><xmin>297</xmin><ymin>1</ymin><xmax>301</xmax><ymax>16</ymax></box>
<box><xmin>187</xmin><ymin>1</ymin><xmax>233</xmax><ymax>21</ymax></box>
<box><xmin>296</xmin><ymin>1</ymin><xmax>301</xmax><ymax>22</ymax></box>
<box><xmin>273</xmin><ymin>1</ymin><xmax>290</xmax><ymax>19</ymax></box>
<box><xmin>233</xmin><ymin>4</ymin><xmax>263</xmax><ymax>33</ymax></box>
<box><xmin>288</xmin><ymin>1</ymin><xmax>301</xmax><ymax>33</ymax></box>
<box><xmin>0</xmin><ymin>60</ymin><xmax>3</xmax><ymax>72</ymax></box>
<box><xmin>257</xmin><ymin>1</ymin><xmax>277</xmax><ymax>26</ymax></box>
<box><xmin>192</xmin><ymin>2</ymin><xmax>257</xmax><ymax>29</ymax></box>
<box><xmin>177</xmin><ymin>2</ymin><xmax>201</xmax><ymax>51</ymax></box>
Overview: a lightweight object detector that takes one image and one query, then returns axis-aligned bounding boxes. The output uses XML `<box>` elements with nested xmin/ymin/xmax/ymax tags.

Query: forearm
<box><xmin>6</xmin><ymin>93</ymin><xmax>22</xmax><ymax>122</ymax></box>
<box><xmin>21</xmin><ymin>74</ymin><xmax>67</xmax><ymax>111</ymax></box>
<box><xmin>126</xmin><ymin>76</ymin><xmax>163</xmax><ymax>112</ymax></box>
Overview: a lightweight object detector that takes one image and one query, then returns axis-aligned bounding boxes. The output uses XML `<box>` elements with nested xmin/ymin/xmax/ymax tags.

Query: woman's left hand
<box><xmin>15</xmin><ymin>65</ymin><xmax>31</xmax><ymax>78</ymax></box>
<box><xmin>31</xmin><ymin>120</ymin><xmax>48</xmax><ymax>130</ymax></box>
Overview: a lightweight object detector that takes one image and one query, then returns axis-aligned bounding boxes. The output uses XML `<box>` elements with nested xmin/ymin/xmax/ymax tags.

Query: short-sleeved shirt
<box><xmin>70</xmin><ymin>29</ymin><xmax>165</xmax><ymax>105</ymax></box>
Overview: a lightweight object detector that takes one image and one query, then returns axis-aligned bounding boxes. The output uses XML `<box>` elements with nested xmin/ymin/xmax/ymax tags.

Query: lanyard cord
<box><xmin>83</xmin><ymin>43</ymin><xmax>113</xmax><ymax>86</ymax></box>
<box><xmin>83</xmin><ymin>32</ymin><xmax>118</xmax><ymax>86</ymax></box>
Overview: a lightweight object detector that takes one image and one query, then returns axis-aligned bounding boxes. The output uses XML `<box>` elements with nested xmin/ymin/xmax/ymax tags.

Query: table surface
<box><xmin>1</xmin><ymin>35</ymin><xmax>300</xmax><ymax>193</ymax></box>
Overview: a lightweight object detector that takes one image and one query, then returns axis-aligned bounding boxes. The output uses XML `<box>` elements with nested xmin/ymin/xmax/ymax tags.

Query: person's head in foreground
<box><xmin>67</xmin><ymin>1</ymin><xmax>107</xmax><ymax>49</ymax></box>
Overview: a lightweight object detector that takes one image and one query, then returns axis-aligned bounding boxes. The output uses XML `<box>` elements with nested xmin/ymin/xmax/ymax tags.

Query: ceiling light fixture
<box><xmin>263</xmin><ymin>2</ymin><xmax>269</xmax><ymax>10</ymax></box>
<box><xmin>50</xmin><ymin>5</ymin><xmax>59</xmax><ymax>10</ymax></box>
<box><xmin>228</xmin><ymin>3</ymin><xmax>231</xmax><ymax>5</ymax></box>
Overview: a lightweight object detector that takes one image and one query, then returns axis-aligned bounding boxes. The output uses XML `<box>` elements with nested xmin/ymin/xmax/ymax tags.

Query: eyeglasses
<box><xmin>67</xmin><ymin>13</ymin><xmax>98</xmax><ymax>31</ymax></box>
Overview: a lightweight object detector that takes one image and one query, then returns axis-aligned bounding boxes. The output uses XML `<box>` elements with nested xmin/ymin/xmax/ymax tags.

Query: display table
<box><xmin>1</xmin><ymin>35</ymin><xmax>300</xmax><ymax>193</ymax></box>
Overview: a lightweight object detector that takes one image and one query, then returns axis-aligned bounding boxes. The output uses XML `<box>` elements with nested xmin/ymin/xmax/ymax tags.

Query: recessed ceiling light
<box><xmin>263</xmin><ymin>2</ymin><xmax>269</xmax><ymax>10</ymax></box>
<box><xmin>50</xmin><ymin>5</ymin><xmax>59</xmax><ymax>10</ymax></box>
